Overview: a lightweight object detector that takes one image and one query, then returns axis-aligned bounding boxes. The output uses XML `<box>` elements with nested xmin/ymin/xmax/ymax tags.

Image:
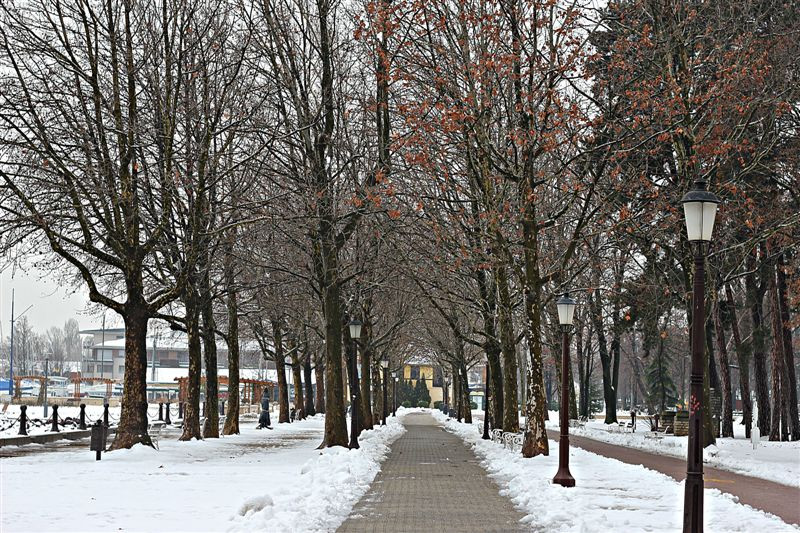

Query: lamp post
<box><xmin>381</xmin><ymin>358</ymin><xmax>389</xmax><ymax>425</ymax></box>
<box><xmin>43</xmin><ymin>355</ymin><xmax>51</xmax><ymax>418</ymax></box>
<box><xmin>392</xmin><ymin>373</ymin><xmax>398</xmax><ymax>416</ymax></box>
<box><xmin>553</xmin><ymin>292</ymin><xmax>577</xmax><ymax>488</ymax></box>
<box><xmin>681</xmin><ymin>179</ymin><xmax>719</xmax><ymax>533</ymax></box>
<box><xmin>348</xmin><ymin>318</ymin><xmax>362</xmax><ymax>449</ymax></box>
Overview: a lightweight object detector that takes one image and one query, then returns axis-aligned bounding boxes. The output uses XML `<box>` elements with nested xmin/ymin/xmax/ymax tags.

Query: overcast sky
<box><xmin>0</xmin><ymin>265</ymin><xmax>119</xmax><ymax>337</ymax></box>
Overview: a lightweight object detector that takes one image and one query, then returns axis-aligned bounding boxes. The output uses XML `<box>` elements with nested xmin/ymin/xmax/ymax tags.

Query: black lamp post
<box><xmin>381</xmin><ymin>358</ymin><xmax>389</xmax><ymax>425</ymax></box>
<box><xmin>553</xmin><ymin>292</ymin><xmax>577</xmax><ymax>488</ymax></box>
<box><xmin>681</xmin><ymin>179</ymin><xmax>720</xmax><ymax>533</ymax></box>
<box><xmin>348</xmin><ymin>318</ymin><xmax>363</xmax><ymax>449</ymax></box>
<box><xmin>482</xmin><ymin>363</ymin><xmax>490</xmax><ymax>439</ymax></box>
<box><xmin>392</xmin><ymin>373</ymin><xmax>398</xmax><ymax>416</ymax></box>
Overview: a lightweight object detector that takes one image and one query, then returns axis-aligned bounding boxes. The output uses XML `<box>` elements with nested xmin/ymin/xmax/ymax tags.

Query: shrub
<box><xmin>417</xmin><ymin>400</ymin><xmax>430</xmax><ymax>408</ymax></box>
<box><xmin>402</xmin><ymin>400</ymin><xmax>412</xmax><ymax>408</ymax></box>
<box><xmin>433</xmin><ymin>401</ymin><xmax>443</xmax><ymax>410</ymax></box>
<box><xmin>470</xmin><ymin>401</ymin><xmax>478</xmax><ymax>410</ymax></box>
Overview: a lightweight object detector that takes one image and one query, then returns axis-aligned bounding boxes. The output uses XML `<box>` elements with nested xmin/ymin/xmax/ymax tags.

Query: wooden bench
<box><xmin>568</xmin><ymin>419</ymin><xmax>586</xmax><ymax>429</ymax></box>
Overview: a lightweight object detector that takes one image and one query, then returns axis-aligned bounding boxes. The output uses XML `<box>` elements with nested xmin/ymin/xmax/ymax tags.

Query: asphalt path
<box><xmin>547</xmin><ymin>429</ymin><xmax>800</xmax><ymax>526</ymax></box>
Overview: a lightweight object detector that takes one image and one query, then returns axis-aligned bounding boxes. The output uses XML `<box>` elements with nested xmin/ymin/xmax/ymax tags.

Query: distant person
<box><xmin>257</xmin><ymin>389</ymin><xmax>272</xmax><ymax>430</ymax></box>
<box><xmin>630</xmin><ymin>408</ymin><xmax>636</xmax><ymax>431</ymax></box>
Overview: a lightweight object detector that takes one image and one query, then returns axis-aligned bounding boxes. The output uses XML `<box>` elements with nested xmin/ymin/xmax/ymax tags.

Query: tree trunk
<box><xmin>271</xmin><ymin>319</ymin><xmax>291</xmax><ymax>424</ymax></box>
<box><xmin>777</xmin><ymin>253</ymin><xmax>800</xmax><ymax>440</ymax></box>
<box><xmin>110</xmin><ymin>306</ymin><xmax>152</xmax><ymax>449</ymax></box>
<box><xmin>769</xmin><ymin>266</ymin><xmax>784</xmax><ymax>441</ymax></box>
<box><xmin>520</xmin><ymin>200</ymin><xmax>548</xmax><ymax>457</ymax></box>
<box><xmin>180</xmin><ymin>289</ymin><xmax>203</xmax><ymax>441</ymax></box>
<box><xmin>222</xmin><ymin>264</ymin><xmax>240</xmax><ymax>435</ymax></box>
<box><xmin>304</xmin><ymin>352</ymin><xmax>316</xmax><ymax>416</ymax></box>
<box><xmin>459</xmin><ymin>360</ymin><xmax>472</xmax><ymax>423</ymax></box>
<box><xmin>713</xmin><ymin>297</ymin><xmax>734</xmax><ymax>437</ymax></box>
<box><xmin>290</xmin><ymin>340</ymin><xmax>306</xmax><ymax>420</ymax></box>
<box><xmin>344</xmin><ymin>330</ymin><xmax>362</xmax><ymax>435</ymax></box>
<box><xmin>496</xmin><ymin>264</ymin><xmax>519</xmax><ymax>432</ymax></box>
<box><xmin>201</xmin><ymin>270</ymin><xmax>219</xmax><ymax>439</ymax></box>
<box><xmin>746</xmin><ymin>258</ymin><xmax>771</xmax><ymax>434</ymax></box>
<box><xmin>589</xmin><ymin>288</ymin><xmax>617</xmax><ymax>424</ymax></box>
<box><xmin>725</xmin><ymin>283</ymin><xmax>751</xmax><ymax>437</ymax></box>
<box><xmin>314</xmin><ymin>351</ymin><xmax>326</xmax><ymax>414</ymax></box>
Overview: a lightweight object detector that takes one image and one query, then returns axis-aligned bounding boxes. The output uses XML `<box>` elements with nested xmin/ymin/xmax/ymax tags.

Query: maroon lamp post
<box><xmin>348</xmin><ymin>318</ymin><xmax>363</xmax><ymax>449</ymax></box>
<box><xmin>553</xmin><ymin>292</ymin><xmax>577</xmax><ymax>488</ymax></box>
<box><xmin>681</xmin><ymin>179</ymin><xmax>720</xmax><ymax>533</ymax></box>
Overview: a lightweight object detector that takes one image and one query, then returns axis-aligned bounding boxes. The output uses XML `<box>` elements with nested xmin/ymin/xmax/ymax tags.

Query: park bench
<box><xmin>503</xmin><ymin>432</ymin><xmax>524</xmax><ymax>451</ymax></box>
<box><xmin>148</xmin><ymin>421</ymin><xmax>166</xmax><ymax>449</ymax></box>
<box><xmin>568</xmin><ymin>419</ymin><xmax>586</xmax><ymax>429</ymax></box>
<box><xmin>490</xmin><ymin>429</ymin><xmax>504</xmax><ymax>443</ymax></box>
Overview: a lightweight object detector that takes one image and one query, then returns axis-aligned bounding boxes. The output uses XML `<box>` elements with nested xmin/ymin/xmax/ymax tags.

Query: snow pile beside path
<box><xmin>443</xmin><ymin>417</ymin><xmax>796</xmax><ymax>532</ymax></box>
<box><xmin>544</xmin><ymin>412</ymin><xmax>800</xmax><ymax>488</ymax></box>
<box><xmin>230</xmin><ymin>417</ymin><xmax>405</xmax><ymax>533</ymax></box>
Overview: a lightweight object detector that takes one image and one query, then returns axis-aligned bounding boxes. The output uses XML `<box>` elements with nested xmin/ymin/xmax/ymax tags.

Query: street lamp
<box><xmin>348</xmin><ymin>318</ymin><xmax>362</xmax><ymax>449</ymax></box>
<box><xmin>681</xmin><ymin>179</ymin><xmax>719</xmax><ymax>533</ymax></box>
<box><xmin>392</xmin><ymin>372</ymin><xmax>398</xmax><ymax>416</ymax></box>
<box><xmin>380</xmin><ymin>357</ymin><xmax>389</xmax><ymax>425</ymax></box>
<box><xmin>43</xmin><ymin>354</ymin><xmax>51</xmax><ymax>418</ymax></box>
<box><xmin>553</xmin><ymin>292</ymin><xmax>577</xmax><ymax>488</ymax></box>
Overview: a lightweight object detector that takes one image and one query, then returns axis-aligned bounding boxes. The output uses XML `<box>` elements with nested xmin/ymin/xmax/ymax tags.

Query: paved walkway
<box><xmin>338</xmin><ymin>412</ymin><xmax>525</xmax><ymax>532</ymax></box>
<box><xmin>546</xmin><ymin>429</ymin><xmax>800</xmax><ymax>525</ymax></box>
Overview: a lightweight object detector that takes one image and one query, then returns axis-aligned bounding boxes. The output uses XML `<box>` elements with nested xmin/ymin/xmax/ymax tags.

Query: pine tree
<box><xmin>646</xmin><ymin>340</ymin><xmax>678</xmax><ymax>412</ymax></box>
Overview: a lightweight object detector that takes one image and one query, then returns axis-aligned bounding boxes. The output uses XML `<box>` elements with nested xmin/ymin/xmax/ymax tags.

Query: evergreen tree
<box><xmin>646</xmin><ymin>344</ymin><xmax>678</xmax><ymax>412</ymax></box>
<box><xmin>415</xmin><ymin>376</ymin><xmax>431</xmax><ymax>404</ymax></box>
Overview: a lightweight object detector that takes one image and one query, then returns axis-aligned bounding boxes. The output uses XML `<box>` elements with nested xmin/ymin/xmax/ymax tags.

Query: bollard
<box><xmin>165</xmin><ymin>402</ymin><xmax>172</xmax><ymax>425</ymax></box>
<box><xmin>79</xmin><ymin>404</ymin><xmax>87</xmax><ymax>430</ymax></box>
<box><xmin>158</xmin><ymin>403</ymin><xmax>164</xmax><ymax>421</ymax></box>
<box><xmin>18</xmin><ymin>405</ymin><xmax>28</xmax><ymax>436</ymax></box>
<box><xmin>103</xmin><ymin>403</ymin><xmax>110</xmax><ymax>427</ymax></box>
<box><xmin>179</xmin><ymin>402</ymin><xmax>184</xmax><ymax>419</ymax></box>
<box><xmin>90</xmin><ymin>420</ymin><xmax>106</xmax><ymax>461</ymax></box>
<box><xmin>50</xmin><ymin>405</ymin><xmax>60</xmax><ymax>432</ymax></box>
<box><xmin>220</xmin><ymin>400</ymin><xmax>225</xmax><ymax>416</ymax></box>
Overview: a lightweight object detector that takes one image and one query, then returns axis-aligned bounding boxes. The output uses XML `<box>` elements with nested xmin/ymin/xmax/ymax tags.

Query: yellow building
<box><xmin>401</xmin><ymin>360</ymin><xmax>445</xmax><ymax>405</ymax></box>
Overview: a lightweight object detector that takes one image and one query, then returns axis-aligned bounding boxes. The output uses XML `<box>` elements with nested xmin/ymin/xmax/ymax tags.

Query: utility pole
<box><xmin>9</xmin><ymin>289</ymin><xmax>13</xmax><ymax>396</ymax></box>
<box><xmin>8</xmin><ymin>290</ymin><xmax>33</xmax><ymax>397</ymax></box>
<box><xmin>43</xmin><ymin>356</ymin><xmax>50</xmax><ymax>417</ymax></box>
<box><xmin>100</xmin><ymin>314</ymin><xmax>105</xmax><ymax>380</ymax></box>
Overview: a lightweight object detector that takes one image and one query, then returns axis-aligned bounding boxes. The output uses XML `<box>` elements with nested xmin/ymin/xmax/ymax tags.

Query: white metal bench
<box><xmin>148</xmin><ymin>421</ymin><xmax>166</xmax><ymax>449</ymax></box>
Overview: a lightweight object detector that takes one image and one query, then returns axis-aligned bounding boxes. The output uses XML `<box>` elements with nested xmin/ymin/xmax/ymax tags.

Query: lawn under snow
<box><xmin>2</xmin><ymin>414</ymin><xmax>404</xmax><ymax>532</ymax></box>
<box><xmin>543</xmin><ymin>411</ymin><xmax>800</xmax><ymax>489</ymax></box>
<box><xmin>434</xmin><ymin>410</ymin><xmax>797</xmax><ymax>533</ymax></box>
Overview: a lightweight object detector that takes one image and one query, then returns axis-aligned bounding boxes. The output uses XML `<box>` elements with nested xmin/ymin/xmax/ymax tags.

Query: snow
<box><xmin>230</xmin><ymin>418</ymin><xmax>405</xmax><ymax>532</ymax></box>
<box><xmin>433</xmin><ymin>410</ymin><xmax>798</xmax><ymax>532</ymax></box>
<box><xmin>544</xmin><ymin>411</ymin><xmax>800</xmax><ymax>489</ymax></box>
<box><xmin>2</xmin><ymin>414</ymin><xmax>403</xmax><ymax>532</ymax></box>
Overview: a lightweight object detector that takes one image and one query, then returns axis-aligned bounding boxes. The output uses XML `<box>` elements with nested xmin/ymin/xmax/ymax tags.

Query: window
<box><xmin>433</xmin><ymin>367</ymin><xmax>443</xmax><ymax>387</ymax></box>
<box><xmin>118</xmin><ymin>365</ymin><xmax>125</xmax><ymax>374</ymax></box>
<box><xmin>410</xmin><ymin>365</ymin><xmax>420</xmax><ymax>379</ymax></box>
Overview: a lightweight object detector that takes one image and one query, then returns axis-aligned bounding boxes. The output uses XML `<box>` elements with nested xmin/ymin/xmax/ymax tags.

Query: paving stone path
<box><xmin>337</xmin><ymin>412</ymin><xmax>525</xmax><ymax>533</ymax></box>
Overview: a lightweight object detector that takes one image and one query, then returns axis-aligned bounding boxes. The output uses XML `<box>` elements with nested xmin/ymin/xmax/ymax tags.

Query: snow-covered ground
<box><xmin>543</xmin><ymin>411</ymin><xmax>800</xmax><ymax>489</ymax></box>
<box><xmin>434</xmin><ymin>410</ymin><xmax>798</xmax><ymax>532</ymax></box>
<box><xmin>2</xmin><ymin>414</ymin><xmax>405</xmax><ymax>532</ymax></box>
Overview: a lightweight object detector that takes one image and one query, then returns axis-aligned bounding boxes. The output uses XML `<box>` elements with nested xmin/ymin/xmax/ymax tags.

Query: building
<box><xmin>78</xmin><ymin>328</ymin><xmax>263</xmax><ymax>381</ymax></box>
<box><xmin>399</xmin><ymin>359</ymin><xmax>487</xmax><ymax>410</ymax></box>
